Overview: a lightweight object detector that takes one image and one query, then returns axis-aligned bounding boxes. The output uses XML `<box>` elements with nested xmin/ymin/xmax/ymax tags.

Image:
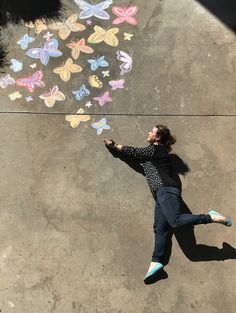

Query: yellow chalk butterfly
<box><xmin>53</xmin><ymin>58</ymin><xmax>83</xmax><ymax>82</ymax></box>
<box><xmin>25</xmin><ymin>19</ymin><xmax>48</xmax><ymax>34</ymax></box>
<box><xmin>124</xmin><ymin>32</ymin><xmax>133</xmax><ymax>40</ymax></box>
<box><xmin>8</xmin><ymin>91</ymin><xmax>22</xmax><ymax>101</ymax></box>
<box><xmin>48</xmin><ymin>13</ymin><xmax>86</xmax><ymax>40</ymax></box>
<box><xmin>39</xmin><ymin>85</ymin><xmax>65</xmax><ymax>108</ymax></box>
<box><xmin>65</xmin><ymin>108</ymin><xmax>91</xmax><ymax>128</ymax></box>
<box><xmin>87</xmin><ymin>26</ymin><xmax>119</xmax><ymax>46</ymax></box>
<box><xmin>88</xmin><ymin>75</ymin><xmax>103</xmax><ymax>88</ymax></box>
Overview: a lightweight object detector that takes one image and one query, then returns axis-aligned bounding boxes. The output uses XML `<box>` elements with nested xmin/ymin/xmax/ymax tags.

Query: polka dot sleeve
<box><xmin>120</xmin><ymin>145</ymin><xmax>156</xmax><ymax>161</ymax></box>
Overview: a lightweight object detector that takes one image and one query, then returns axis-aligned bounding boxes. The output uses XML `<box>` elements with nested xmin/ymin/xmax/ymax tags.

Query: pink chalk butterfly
<box><xmin>93</xmin><ymin>91</ymin><xmax>112</xmax><ymax>106</ymax></box>
<box><xmin>16</xmin><ymin>70</ymin><xmax>45</xmax><ymax>93</ymax></box>
<box><xmin>116</xmin><ymin>50</ymin><xmax>133</xmax><ymax>76</ymax></box>
<box><xmin>109</xmin><ymin>79</ymin><xmax>125</xmax><ymax>90</ymax></box>
<box><xmin>112</xmin><ymin>6</ymin><xmax>138</xmax><ymax>25</ymax></box>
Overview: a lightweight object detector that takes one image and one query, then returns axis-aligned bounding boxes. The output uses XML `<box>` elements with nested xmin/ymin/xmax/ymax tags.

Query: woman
<box><xmin>103</xmin><ymin>124</ymin><xmax>232</xmax><ymax>283</ymax></box>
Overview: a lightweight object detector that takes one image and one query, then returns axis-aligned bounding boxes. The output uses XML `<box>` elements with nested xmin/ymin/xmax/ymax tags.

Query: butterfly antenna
<box><xmin>128</xmin><ymin>47</ymin><xmax>134</xmax><ymax>56</ymax></box>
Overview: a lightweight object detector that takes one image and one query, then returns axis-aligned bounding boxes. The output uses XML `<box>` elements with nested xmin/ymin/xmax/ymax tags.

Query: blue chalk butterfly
<box><xmin>91</xmin><ymin>118</ymin><xmax>110</xmax><ymax>135</ymax></box>
<box><xmin>10</xmin><ymin>59</ymin><xmax>23</xmax><ymax>72</ymax></box>
<box><xmin>26</xmin><ymin>38</ymin><xmax>63</xmax><ymax>66</ymax></box>
<box><xmin>72</xmin><ymin>85</ymin><xmax>90</xmax><ymax>101</ymax></box>
<box><xmin>17</xmin><ymin>34</ymin><xmax>35</xmax><ymax>50</ymax></box>
<box><xmin>87</xmin><ymin>56</ymin><xmax>109</xmax><ymax>71</ymax></box>
<box><xmin>74</xmin><ymin>0</ymin><xmax>113</xmax><ymax>20</ymax></box>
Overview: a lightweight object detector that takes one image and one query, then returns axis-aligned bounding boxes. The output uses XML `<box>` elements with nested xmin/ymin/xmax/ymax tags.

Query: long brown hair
<box><xmin>155</xmin><ymin>125</ymin><xmax>176</xmax><ymax>153</ymax></box>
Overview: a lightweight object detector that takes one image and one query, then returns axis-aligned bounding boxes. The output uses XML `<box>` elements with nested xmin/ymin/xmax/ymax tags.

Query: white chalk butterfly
<box><xmin>116</xmin><ymin>50</ymin><xmax>133</xmax><ymax>76</ymax></box>
<box><xmin>74</xmin><ymin>0</ymin><xmax>113</xmax><ymax>20</ymax></box>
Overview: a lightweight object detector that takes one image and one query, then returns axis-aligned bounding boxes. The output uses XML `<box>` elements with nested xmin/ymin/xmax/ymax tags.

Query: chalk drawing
<box><xmin>53</xmin><ymin>58</ymin><xmax>83</xmax><ymax>82</ymax></box>
<box><xmin>112</xmin><ymin>6</ymin><xmax>138</xmax><ymax>25</ymax></box>
<box><xmin>66</xmin><ymin>108</ymin><xmax>91</xmax><ymax>128</ymax></box>
<box><xmin>16</xmin><ymin>70</ymin><xmax>45</xmax><ymax>93</ymax></box>
<box><xmin>93</xmin><ymin>91</ymin><xmax>112</xmax><ymax>106</ymax></box>
<box><xmin>91</xmin><ymin>117</ymin><xmax>111</xmax><ymax>135</ymax></box>
<box><xmin>39</xmin><ymin>85</ymin><xmax>65</xmax><ymax>108</ymax></box>
<box><xmin>74</xmin><ymin>0</ymin><xmax>113</xmax><ymax>20</ymax></box>
<box><xmin>88</xmin><ymin>25</ymin><xmax>119</xmax><ymax>46</ymax></box>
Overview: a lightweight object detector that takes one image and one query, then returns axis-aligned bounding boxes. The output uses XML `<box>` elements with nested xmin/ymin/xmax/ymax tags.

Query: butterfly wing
<box><xmin>97</xmin><ymin>56</ymin><xmax>109</xmax><ymax>68</ymax></box>
<box><xmin>44</xmin><ymin>39</ymin><xmax>62</xmax><ymax>57</ymax></box>
<box><xmin>104</xmin><ymin>28</ymin><xmax>119</xmax><ymax>46</ymax></box>
<box><xmin>109</xmin><ymin>80</ymin><xmax>118</xmax><ymax>90</ymax></box>
<box><xmin>10</xmin><ymin>59</ymin><xmax>23</xmax><ymax>72</ymax></box>
<box><xmin>8</xmin><ymin>91</ymin><xmax>22</xmax><ymax>101</ymax></box>
<box><xmin>112</xmin><ymin>6</ymin><xmax>138</xmax><ymax>25</ymax></box>
<box><xmin>79</xmin><ymin>38</ymin><xmax>94</xmax><ymax>54</ymax></box>
<box><xmin>82</xmin><ymin>84</ymin><xmax>90</xmax><ymax>96</ymax></box>
<box><xmin>59</xmin><ymin>28</ymin><xmax>73</xmax><ymax>40</ymax></box>
<box><xmin>34</xmin><ymin>20</ymin><xmax>48</xmax><ymax>34</ymax></box>
<box><xmin>40</xmin><ymin>85</ymin><xmax>65</xmax><ymax>107</ymax></box>
<box><xmin>65</xmin><ymin>58</ymin><xmax>83</xmax><ymax>74</ymax></box>
<box><xmin>54</xmin><ymin>66</ymin><xmax>70</xmax><ymax>82</ymax></box>
<box><xmin>37</xmin><ymin>39</ymin><xmax>63</xmax><ymax>65</ymax></box>
<box><xmin>87</xmin><ymin>58</ymin><xmax>99</xmax><ymax>71</ymax></box>
<box><xmin>116</xmin><ymin>50</ymin><xmax>133</xmax><ymax>75</ymax></box>
<box><xmin>16</xmin><ymin>76</ymin><xmax>32</xmax><ymax>91</ymax></box>
<box><xmin>103</xmin><ymin>91</ymin><xmax>112</xmax><ymax>102</ymax></box>
<box><xmin>112</xmin><ymin>7</ymin><xmax>126</xmax><ymax>24</ymax></box>
<box><xmin>93</xmin><ymin>0</ymin><xmax>113</xmax><ymax>19</ymax></box>
<box><xmin>73</xmin><ymin>86</ymin><xmax>89</xmax><ymax>101</ymax></box>
<box><xmin>100</xmin><ymin>117</ymin><xmax>110</xmax><ymax>130</ymax></box>
<box><xmin>116</xmin><ymin>50</ymin><xmax>132</xmax><ymax>62</ymax></box>
<box><xmin>17</xmin><ymin>34</ymin><xmax>35</xmax><ymax>49</ymax></box>
<box><xmin>65</xmin><ymin>115</ymin><xmax>82</xmax><ymax>128</ymax></box>
<box><xmin>93</xmin><ymin>94</ymin><xmax>105</xmax><ymax>106</ymax></box>
<box><xmin>66</xmin><ymin>13</ymin><xmax>86</xmax><ymax>32</ymax></box>
<box><xmin>87</xmin><ymin>26</ymin><xmax>105</xmax><ymax>44</ymax></box>
<box><xmin>0</xmin><ymin>74</ymin><xmax>15</xmax><ymax>88</ymax></box>
<box><xmin>39</xmin><ymin>93</ymin><xmax>56</xmax><ymax>108</ymax></box>
<box><xmin>74</xmin><ymin>0</ymin><xmax>94</xmax><ymax>19</ymax></box>
<box><xmin>26</xmin><ymin>48</ymin><xmax>50</xmax><ymax>66</ymax></box>
<box><xmin>16</xmin><ymin>71</ymin><xmax>42</xmax><ymax>93</ymax></box>
<box><xmin>67</xmin><ymin>42</ymin><xmax>80</xmax><ymax>59</ymax></box>
<box><xmin>66</xmin><ymin>108</ymin><xmax>91</xmax><ymax>128</ymax></box>
<box><xmin>124</xmin><ymin>32</ymin><xmax>133</xmax><ymax>40</ymax></box>
<box><xmin>26</xmin><ymin>48</ymin><xmax>44</xmax><ymax>60</ymax></box>
<box><xmin>48</xmin><ymin>21</ymin><xmax>70</xmax><ymax>40</ymax></box>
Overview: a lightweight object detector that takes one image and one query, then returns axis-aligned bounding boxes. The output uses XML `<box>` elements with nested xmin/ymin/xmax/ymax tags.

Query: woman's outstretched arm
<box><xmin>103</xmin><ymin>139</ymin><xmax>155</xmax><ymax>161</ymax></box>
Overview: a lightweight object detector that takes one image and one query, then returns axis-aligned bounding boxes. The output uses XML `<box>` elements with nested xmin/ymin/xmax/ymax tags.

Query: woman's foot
<box><xmin>147</xmin><ymin>262</ymin><xmax>159</xmax><ymax>273</ymax></box>
<box><xmin>144</xmin><ymin>261</ymin><xmax>164</xmax><ymax>282</ymax></box>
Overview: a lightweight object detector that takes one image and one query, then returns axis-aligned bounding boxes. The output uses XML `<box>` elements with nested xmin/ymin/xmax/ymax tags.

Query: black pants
<box><xmin>152</xmin><ymin>186</ymin><xmax>213</xmax><ymax>263</ymax></box>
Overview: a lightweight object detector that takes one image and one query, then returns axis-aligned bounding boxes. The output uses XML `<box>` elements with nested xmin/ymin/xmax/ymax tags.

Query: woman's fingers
<box><xmin>103</xmin><ymin>139</ymin><xmax>114</xmax><ymax>145</ymax></box>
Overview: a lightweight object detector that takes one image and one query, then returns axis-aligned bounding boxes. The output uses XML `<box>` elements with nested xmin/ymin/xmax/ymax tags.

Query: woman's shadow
<box><xmin>106</xmin><ymin>146</ymin><xmax>236</xmax><ymax>284</ymax></box>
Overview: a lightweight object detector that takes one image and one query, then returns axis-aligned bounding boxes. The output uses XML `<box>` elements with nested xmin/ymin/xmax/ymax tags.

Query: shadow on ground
<box><xmin>0</xmin><ymin>0</ymin><xmax>63</xmax><ymax>71</ymax></box>
<box><xmin>197</xmin><ymin>0</ymin><xmax>236</xmax><ymax>32</ymax></box>
<box><xmin>106</xmin><ymin>145</ymin><xmax>236</xmax><ymax>285</ymax></box>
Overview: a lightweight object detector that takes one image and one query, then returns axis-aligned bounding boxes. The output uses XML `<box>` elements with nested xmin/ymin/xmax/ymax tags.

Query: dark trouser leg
<box><xmin>157</xmin><ymin>187</ymin><xmax>213</xmax><ymax>229</ymax></box>
<box><xmin>152</xmin><ymin>199</ymin><xmax>170</xmax><ymax>263</ymax></box>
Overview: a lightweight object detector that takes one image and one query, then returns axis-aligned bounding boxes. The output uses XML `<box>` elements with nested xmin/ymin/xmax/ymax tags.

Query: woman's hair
<box><xmin>155</xmin><ymin>124</ymin><xmax>176</xmax><ymax>153</ymax></box>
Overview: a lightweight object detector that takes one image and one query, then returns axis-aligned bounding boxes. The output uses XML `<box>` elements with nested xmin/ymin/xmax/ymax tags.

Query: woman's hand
<box><xmin>103</xmin><ymin>139</ymin><xmax>124</xmax><ymax>151</ymax></box>
<box><xmin>103</xmin><ymin>139</ymin><xmax>116</xmax><ymax>148</ymax></box>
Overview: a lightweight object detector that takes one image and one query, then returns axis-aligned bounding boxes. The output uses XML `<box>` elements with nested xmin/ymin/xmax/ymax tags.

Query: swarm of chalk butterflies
<box><xmin>0</xmin><ymin>0</ymin><xmax>137</xmax><ymax>135</ymax></box>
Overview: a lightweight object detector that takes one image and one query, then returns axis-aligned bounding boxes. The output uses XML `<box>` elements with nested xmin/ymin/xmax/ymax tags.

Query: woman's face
<box><xmin>147</xmin><ymin>127</ymin><xmax>159</xmax><ymax>143</ymax></box>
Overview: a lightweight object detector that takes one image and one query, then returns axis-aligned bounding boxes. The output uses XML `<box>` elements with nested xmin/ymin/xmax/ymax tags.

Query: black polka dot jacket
<box><xmin>119</xmin><ymin>143</ymin><xmax>181</xmax><ymax>200</ymax></box>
